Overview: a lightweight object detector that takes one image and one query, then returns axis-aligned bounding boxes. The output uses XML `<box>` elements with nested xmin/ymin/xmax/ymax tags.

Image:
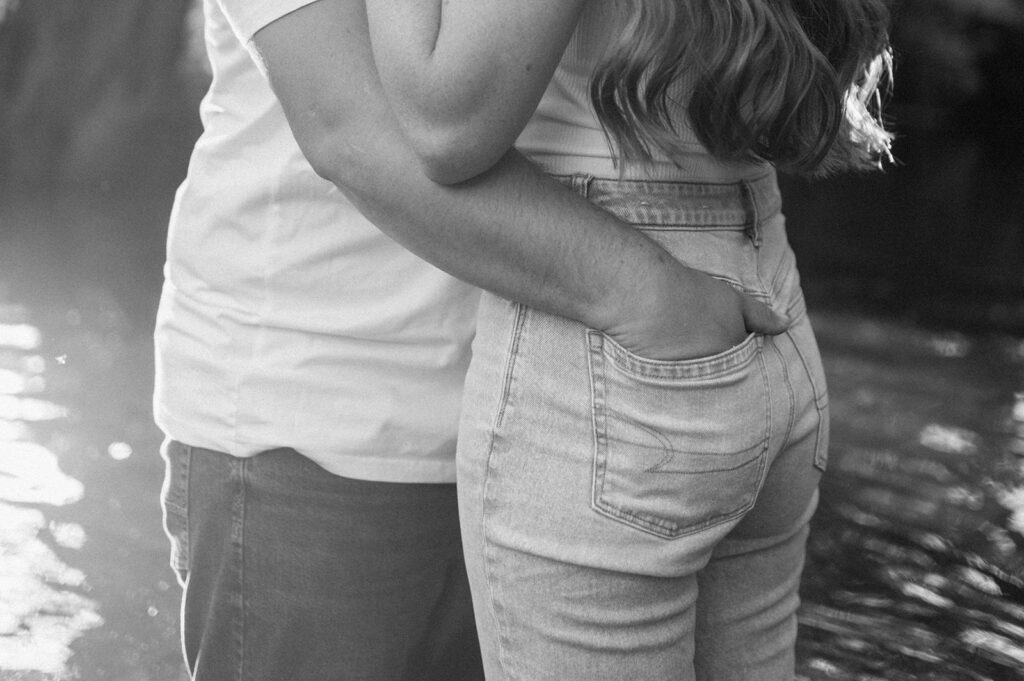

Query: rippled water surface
<box><xmin>1</xmin><ymin>197</ymin><xmax>183</xmax><ymax>680</ymax></box>
<box><xmin>0</xmin><ymin>298</ymin><xmax>182</xmax><ymax>680</ymax></box>
<box><xmin>797</xmin><ymin>314</ymin><xmax>1024</xmax><ymax>681</ymax></box>
<box><xmin>0</xmin><ymin>312</ymin><xmax>101</xmax><ymax>675</ymax></box>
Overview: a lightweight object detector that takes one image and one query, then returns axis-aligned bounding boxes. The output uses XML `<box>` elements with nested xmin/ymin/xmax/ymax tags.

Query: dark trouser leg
<box><xmin>161</xmin><ymin>441</ymin><xmax>483</xmax><ymax>681</ymax></box>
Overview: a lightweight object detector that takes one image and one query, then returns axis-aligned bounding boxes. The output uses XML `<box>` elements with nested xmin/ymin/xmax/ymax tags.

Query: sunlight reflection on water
<box><xmin>0</xmin><ymin>395</ymin><xmax>69</xmax><ymax>421</ymax></box>
<box><xmin>919</xmin><ymin>423</ymin><xmax>982</xmax><ymax>456</ymax></box>
<box><xmin>997</xmin><ymin>487</ymin><xmax>1024</xmax><ymax>536</ymax></box>
<box><xmin>0</xmin><ymin>368</ymin><xmax>28</xmax><ymax>395</ymax></box>
<box><xmin>0</xmin><ymin>319</ymin><xmax>101</xmax><ymax>676</ymax></box>
<box><xmin>107</xmin><ymin>441</ymin><xmax>133</xmax><ymax>461</ymax></box>
<box><xmin>0</xmin><ymin>442</ymin><xmax>83</xmax><ymax>507</ymax></box>
<box><xmin>0</xmin><ymin>419</ymin><xmax>29</xmax><ymax>441</ymax></box>
<box><xmin>0</xmin><ymin>324</ymin><xmax>42</xmax><ymax>351</ymax></box>
<box><xmin>0</xmin><ymin>502</ymin><xmax>104</xmax><ymax>673</ymax></box>
<box><xmin>798</xmin><ymin>313</ymin><xmax>1024</xmax><ymax>681</ymax></box>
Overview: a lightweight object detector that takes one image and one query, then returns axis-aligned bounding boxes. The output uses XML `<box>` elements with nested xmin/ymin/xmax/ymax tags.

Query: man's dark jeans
<box><xmin>161</xmin><ymin>440</ymin><xmax>483</xmax><ymax>681</ymax></box>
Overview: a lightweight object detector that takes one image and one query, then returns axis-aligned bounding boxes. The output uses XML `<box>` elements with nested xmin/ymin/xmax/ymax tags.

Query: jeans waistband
<box><xmin>554</xmin><ymin>171</ymin><xmax>781</xmax><ymax>239</ymax></box>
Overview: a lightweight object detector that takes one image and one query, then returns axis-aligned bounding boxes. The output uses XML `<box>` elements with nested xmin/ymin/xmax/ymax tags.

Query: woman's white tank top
<box><xmin>515</xmin><ymin>4</ymin><xmax>769</xmax><ymax>182</ymax></box>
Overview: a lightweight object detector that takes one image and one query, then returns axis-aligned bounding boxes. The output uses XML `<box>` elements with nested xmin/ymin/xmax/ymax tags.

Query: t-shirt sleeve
<box><xmin>217</xmin><ymin>0</ymin><xmax>322</xmax><ymax>43</ymax></box>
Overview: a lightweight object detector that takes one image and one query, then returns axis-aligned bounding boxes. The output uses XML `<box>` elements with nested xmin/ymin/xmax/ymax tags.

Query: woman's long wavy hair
<box><xmin>590</xmin><ymin>0</ymin><xmax>893</xmax><ymax>176</ymax></box>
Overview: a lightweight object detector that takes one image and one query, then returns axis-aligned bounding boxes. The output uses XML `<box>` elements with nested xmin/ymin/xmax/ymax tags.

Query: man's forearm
<box><xmin>318</xmin><ymin>120</ymin><xmax>678</xmax><ymax>337</ymax></box>
<box><xmin>324</xmin><ymin>129</ymin><xmax>781</xmax><ymax>361</ymax></box>
<box><xmin>364</xmin><ymin>0</ymin><xmax>585</xmax><ymax>183</ymax></box>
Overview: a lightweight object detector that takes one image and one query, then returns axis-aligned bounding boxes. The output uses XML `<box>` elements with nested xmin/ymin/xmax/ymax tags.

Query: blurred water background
<box><xmin>1</xmin><ymin>0</ymin><xmax>1023</xmax><ymax>679</ymax></box>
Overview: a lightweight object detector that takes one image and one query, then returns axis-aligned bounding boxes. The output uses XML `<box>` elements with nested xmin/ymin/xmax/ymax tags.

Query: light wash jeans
<box><xmin>457</xmin><ymin>172</ymin><xmax>829</xmax><ymax>681</ymax></box>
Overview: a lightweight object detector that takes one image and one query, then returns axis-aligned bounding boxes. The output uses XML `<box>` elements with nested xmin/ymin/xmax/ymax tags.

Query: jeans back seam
<box><xmin>481</xmin><ymin>437</ymin><xmax>522</xmax><ymax>681</ymax></box>
<box><xmin>752</xmin><ymin>347</ymin><xmax>775</xmax><ymax>500</ymax></box>
<box><xmin>481</xmin><ymin>304</ymin><xmax>529</xmax><ymax>681</ymax></box>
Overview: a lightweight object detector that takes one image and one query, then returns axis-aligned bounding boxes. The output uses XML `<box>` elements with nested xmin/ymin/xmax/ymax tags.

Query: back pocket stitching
<box><xmin>586</xmin><ymin>331</ymin><xmax>770</xmax><ymax>539</ymax></box>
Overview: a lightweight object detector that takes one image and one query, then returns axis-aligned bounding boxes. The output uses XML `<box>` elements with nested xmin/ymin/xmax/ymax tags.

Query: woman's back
<box><xmin>516</xmin><ymin>4</ymin><xmax>770</xmax><ymax>182</ymax></box>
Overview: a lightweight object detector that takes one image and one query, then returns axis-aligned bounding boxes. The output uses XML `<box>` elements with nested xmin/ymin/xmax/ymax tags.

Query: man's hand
<box><xmin>601</xmin><ymin>261</ymin><xmax>789</xmax><ymax>362</ymax></box>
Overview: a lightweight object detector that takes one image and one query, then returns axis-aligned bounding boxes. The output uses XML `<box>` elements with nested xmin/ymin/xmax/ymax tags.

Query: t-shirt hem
<box><xmin>307</xmin><ymin>455</ymin><xmax>457</xmax><ymax>484</ymax></box>
<box><xmin>155</xmin><ymin>422</ymin><xmax>458</xmax><ymax>484</ymax></box>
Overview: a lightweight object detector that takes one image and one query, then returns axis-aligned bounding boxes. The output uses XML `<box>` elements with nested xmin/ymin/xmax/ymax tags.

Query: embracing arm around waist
<box><xmin>252</xmin><ymin>0</ymin><xmax>786</xmax><ymax>361</ymax></box>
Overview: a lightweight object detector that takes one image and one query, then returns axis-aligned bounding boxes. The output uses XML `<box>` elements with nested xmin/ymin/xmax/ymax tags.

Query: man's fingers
<box><xmin>741</xmin><ymin>297</ymin><xmax>789</xmax><ymax>335</ymax></box>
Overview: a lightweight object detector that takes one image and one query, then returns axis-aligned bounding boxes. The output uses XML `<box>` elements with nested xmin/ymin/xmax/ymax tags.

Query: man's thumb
<box><xmin>742</xmin><ymin>298</ymin><xmax>789</xmax><ymax>335</ymax></box>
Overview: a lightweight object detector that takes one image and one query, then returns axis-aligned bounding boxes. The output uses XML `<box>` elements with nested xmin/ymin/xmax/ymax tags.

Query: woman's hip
<box><xmin>456</xmin><ymin>171</ymin><xmax>821</xmax><ymax>572</ymax></box>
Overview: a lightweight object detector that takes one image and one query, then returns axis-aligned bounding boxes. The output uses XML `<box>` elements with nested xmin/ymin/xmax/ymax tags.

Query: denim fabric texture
<box><xmin>160</xmin><ymin>440</ymin><xmax>484</xmax><ymax>681</ymax></box>
<box><xmin>457</xmin><ymin>171</ymin><xmax>829</xmax><ymax>681</ymax></box>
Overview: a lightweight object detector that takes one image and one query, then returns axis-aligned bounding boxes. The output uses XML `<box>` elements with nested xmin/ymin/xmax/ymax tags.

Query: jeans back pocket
<box><xmin>586</xmin><ymin>331</ymin><xmax>771</xmax><ymax>539</ymax></box>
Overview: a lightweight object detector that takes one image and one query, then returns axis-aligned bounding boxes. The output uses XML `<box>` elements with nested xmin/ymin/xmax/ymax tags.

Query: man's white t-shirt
<box><xmin>153</xmin><ymin>0</ymin><xmax>480</xmax><ymax>483</ymax></box>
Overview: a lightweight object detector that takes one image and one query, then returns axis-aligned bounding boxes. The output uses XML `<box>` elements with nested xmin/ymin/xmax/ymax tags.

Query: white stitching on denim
<box><xmin>770</xmin><ymin>337</ymin><xmax>797</xmax><ymax>458</ymax></box>
<box><xmin>493</xmin><ymin>303</ymin><xmax>528</xmax><ymax>431</ymax></box>
<box><xmin>587</xmin><ymin>331</ymin><xmax>772</xmax><ymax>539</ymax></box>
<box><xmin>480</xmin><ymin>302</ymin><xmax>530</xmax><ymax>681</ymax></box>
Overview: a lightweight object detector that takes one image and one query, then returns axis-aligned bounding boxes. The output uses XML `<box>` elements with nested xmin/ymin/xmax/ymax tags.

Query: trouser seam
<box><xmin>477</xmin><ymin>311</ymin><xmax>517</xmax><ymax>680</ymax></box>
<box><xmin>770</xmin><ymin>339</ymin><xmax>797</xmax><ymax>455</ymax></box>
<box><xmin>756</xmin><ymin>348</ymin><xmax>775</xmax><ymax>496</ymax></box>
<box><xmin>787</xmin><ymin>326</ymin><xmax>828</xmax><ymax>410</ymax></box>
<box><xmin>179</xmin><ymin>444</ymin><xmax>194</xmax><ymax>670</ymax></box>
<box><xmin>234</xmin><ymin>458</ymin><xmax>248</xmax><ymax>681</ymax></box>
<box><xmin>182</xmin><ymin>444</ymin><xmax>194</xmax><ymax>574</ymax></box>
<box><xmin>481</xmin><ymin>432</ymin><xmax>520</xmax><ymax>680</ymax></box>
<box><xmin>494</xmin><ymin>303</ymin><xmax>528</xmax><ymax>431</ymax></box>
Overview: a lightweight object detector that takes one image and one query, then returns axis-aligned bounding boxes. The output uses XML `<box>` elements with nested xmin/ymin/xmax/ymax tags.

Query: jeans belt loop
<box><xmin>570</xmin><ymin>173</ymin><xmax>595</xmax><ymax>199</ymax></box>
<box><xmin>740</xmin><ymin>180</ymin><xmax>762</xmax><ymax>248</ymax></box>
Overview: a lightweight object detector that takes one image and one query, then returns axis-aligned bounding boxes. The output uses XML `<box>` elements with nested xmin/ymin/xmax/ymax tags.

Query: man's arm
<box><xmin>252</xmin><ymin>0</ymin><xmax>786</xmax><ymax>361</ymax></box>
<box><xmin>363</xmin><ymin>0</ymin><xmax>586</xmax><ymax>183</ymax></box>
